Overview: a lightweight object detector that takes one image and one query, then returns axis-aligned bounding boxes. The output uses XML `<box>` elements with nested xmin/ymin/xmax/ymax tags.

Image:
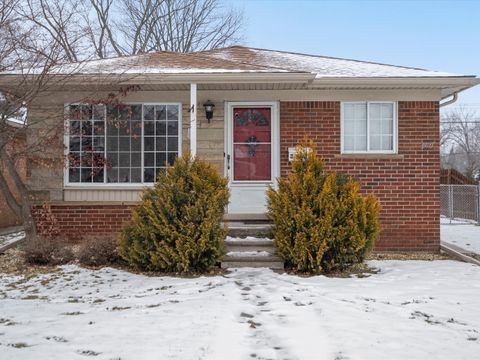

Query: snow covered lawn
<box><xmin>441</xmin><ymin>218</ymin><xmax>480</xmax><ymax>254</ymax></box>
<box><xmin>0</xmin><ymin>261</ymin><xmax>479</xmax><ymax>360</ymax></box>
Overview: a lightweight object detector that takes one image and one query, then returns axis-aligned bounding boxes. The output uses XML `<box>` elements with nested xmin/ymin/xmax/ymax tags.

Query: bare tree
<box><xmin>0</xmin><ymin>73</ymin><xmax>58</xmax><ymax>242</ymax></box>
<box><xmin>0</xmin><ymin>0</ymin><xmax>243</xmax><ymax>241</ymax></box>
<box><xmin>116</xmin><ymin>0</ymin><xmax>244</xmax><ymax>54</ymax></box>
<box><xmin>441</xmin><ymin>106</ymin><xmax>480</xmax><ymax>180</ymax></box>
<box><xmin>14</xmin><ymin>0</ymin><xmax>244</xmax><ymax>61</ymax></box>
<box><xmin>0</xmin><ymin>0</ymin><xmax>74</xmax><ymax>241</ymax></box>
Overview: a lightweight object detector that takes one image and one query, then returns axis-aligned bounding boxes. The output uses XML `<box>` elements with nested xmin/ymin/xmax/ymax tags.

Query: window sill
<box><xmin>64</xmin><ymin>185</ymin><xmax>153</xmax><ymax>190</ymax></box>
<box><xmin>335</xmin><ymin>153</ymin><xmax>404</xmax><ymax>160</ymax></box>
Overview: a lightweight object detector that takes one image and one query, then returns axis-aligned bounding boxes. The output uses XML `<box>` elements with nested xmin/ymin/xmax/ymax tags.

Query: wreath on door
<box><xmin>235</xmin><ymin>110</ymin><xmax>269</xmax><ymax>127</ymax></box>
<box><xmin>246</xmin><ymin>135</ymin><xmax>258</xmax><ymax>157</ymax></box>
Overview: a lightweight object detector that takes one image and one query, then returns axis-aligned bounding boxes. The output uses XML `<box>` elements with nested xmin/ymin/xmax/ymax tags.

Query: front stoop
<box><xmin>223</xmin><ymin>214</ymin><xmax>273</xmax><ymax>238</ymax></box>
<box><xmin>221</xmin><ymin>237</ymin><xmax>284</xmax><ymax>270</ymax></box>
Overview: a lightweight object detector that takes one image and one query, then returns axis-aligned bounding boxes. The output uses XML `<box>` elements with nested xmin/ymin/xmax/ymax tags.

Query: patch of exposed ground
<box><xmin>0</xmin><ymin>248</ymin><xmax>58</xmax><ymax>275</ymax></box>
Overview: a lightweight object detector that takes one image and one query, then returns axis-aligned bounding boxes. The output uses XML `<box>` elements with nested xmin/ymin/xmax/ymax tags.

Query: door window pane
<box><xmin>233</xmin><ymin>144</ymin><xmax>271</xmax><ymax>181</ymax></box>
<box><xmin>233</xmin><ymin>108</ymin><xmax>271</xmax><ymax>143</ymax></box>
<box><xmin>233</xmin><ymin>107</ymin><xmax>272</xmax><ymax>181</ymax></box>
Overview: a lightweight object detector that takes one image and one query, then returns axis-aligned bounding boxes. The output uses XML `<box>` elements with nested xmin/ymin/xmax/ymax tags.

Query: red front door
<box><xmin>232</xmin><ymin>107</ymin><xmax>272</xmax><ymax>181</ymax></box>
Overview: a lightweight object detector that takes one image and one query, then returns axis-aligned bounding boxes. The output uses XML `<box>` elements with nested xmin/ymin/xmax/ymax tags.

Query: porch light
<box><xmin>203</xmin><ymin>100</ymin><xmax>215</xmax><ymax>123</ymax></box>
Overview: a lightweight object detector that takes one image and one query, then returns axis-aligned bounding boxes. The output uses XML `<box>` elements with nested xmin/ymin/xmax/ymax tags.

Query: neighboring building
<box><xmin>0</xmin><ymin>123</ymin><xmax>26</xmax><ymax>228</ymax></box>
<box><xmin>441</xmin><ymin>149</ymin><xmax>480</xmax><ymax>181</ymax></box>
<box><xmin>0</xmin><ymin>46</ymin><xmax>479</xmax><ymax>251</ymax></box>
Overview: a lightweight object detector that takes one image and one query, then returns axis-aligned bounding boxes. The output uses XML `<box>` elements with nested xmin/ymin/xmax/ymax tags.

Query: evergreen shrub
<box><xmin>119</xmin><ymin>152</ymin><xmax>229</xmax><ymax>273</ymax></box>
<box><xmin>267</xmin><ymin>142</ymin><xmax>380</xmax><ymax>273</ymax></box>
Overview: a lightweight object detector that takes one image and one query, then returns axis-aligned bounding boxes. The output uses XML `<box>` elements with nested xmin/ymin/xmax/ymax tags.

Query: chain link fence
<box><xmin>440</xmin><ymin>184</ymin><xmax>480</xmax><ymax>224</ymax></box>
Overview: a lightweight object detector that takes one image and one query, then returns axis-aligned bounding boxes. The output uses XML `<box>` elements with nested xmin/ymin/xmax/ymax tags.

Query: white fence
<box><xmin>440</xmin><ymin>184</ymin><xmax>480</xmax><ymax>224</ymax></box>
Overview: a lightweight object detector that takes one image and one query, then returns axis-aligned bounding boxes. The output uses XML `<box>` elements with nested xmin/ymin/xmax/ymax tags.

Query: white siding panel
<box><xmin>64</xmin><ymin>189</ymin><xmax>142</xmax><ymax>202</ymax></box>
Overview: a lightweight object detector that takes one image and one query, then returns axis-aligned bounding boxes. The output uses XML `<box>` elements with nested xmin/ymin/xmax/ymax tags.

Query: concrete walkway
<box><xmin>0</xmin><ymin>226</ymin><xmax>25</xmax><ymax>253</ymax></box>
<box><xmin>441</xmin><ymin>220</ymin><xmax>480</xmax><ymax>265</ymax></box>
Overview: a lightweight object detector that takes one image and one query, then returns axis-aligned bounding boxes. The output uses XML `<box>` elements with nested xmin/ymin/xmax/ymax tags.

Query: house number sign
<box><xmin>421</xmin><ymin>142</ymin><xmax>434</xmax><ymax>150</ymax></box>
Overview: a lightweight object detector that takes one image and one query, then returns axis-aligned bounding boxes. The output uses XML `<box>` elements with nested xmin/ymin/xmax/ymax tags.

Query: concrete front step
<box><xmin>223</xmin><ymin>214</ymin><xmax>273</xmax><ymax>238</ymax></box>
<box><xmin>226</xmin><ymin>224</ymin><xmax>273</xmax><ymax>238</ymax></box>
<box><xmin>223</xmin><ymin>213</ymin><xmax>269</xmax><ymax>221</ymax></box>
<box><xmin>221</xmin><ymin>255</ymin><xmax>284</xmax><ymax>270</ymax></box>
<box><xmin>226</xmin><ymin>244</ymin><xmax>275</xmax><ymax>252</ymax></box>
<box><xmin>222</xmin><ymin>236</ymin><xmax>282</xmax><ymax>269</ymax></box>
<box><xmin>225</xmin><ymin>238</ymin><xmax>275</xmax><ymax>253</ymax></box>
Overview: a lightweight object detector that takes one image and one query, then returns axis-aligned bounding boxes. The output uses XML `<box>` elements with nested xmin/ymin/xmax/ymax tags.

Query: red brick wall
<box><xmin>33</xmin><ymin>101</ymin><xmax>440</xmax><ymax>251</ymax></box>
<box><xmin>280</xmin><ymin>101</ymin><xmax>440</xmax><ymax>252</ymax></box>
<box><xmin>32</xmin><ymin>204</ymin><xmax>134</xmax><ymax>241</ymax></box>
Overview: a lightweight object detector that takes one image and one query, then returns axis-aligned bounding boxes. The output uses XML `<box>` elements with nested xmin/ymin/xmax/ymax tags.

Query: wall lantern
<box><xmin>203</xmin><ymin>100</ymin><xmax>215</xmax><ymax>123</ymax></box>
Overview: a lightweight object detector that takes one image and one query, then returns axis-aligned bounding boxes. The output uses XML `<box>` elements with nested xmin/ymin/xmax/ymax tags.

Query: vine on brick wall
<box><xmin>34</xmin><ymin>202</ymin><xmax>61</xmax><ymax>239</ymax></box>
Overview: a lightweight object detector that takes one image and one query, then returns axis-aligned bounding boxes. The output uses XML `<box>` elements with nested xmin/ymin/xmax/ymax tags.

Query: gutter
<box><xmin>439</xmin><ymin>92</ymin><xmax>458</xmax><ymax>107</ymax></box>
<box><xmin>0</xmin><ymin>72</ymin><xmax>316</xmax><ymax>87</ymax></box>
<box><xmin>310</xmin><ymin>76</ymin><xmax>480</xmax><ymax>88</ymax></box>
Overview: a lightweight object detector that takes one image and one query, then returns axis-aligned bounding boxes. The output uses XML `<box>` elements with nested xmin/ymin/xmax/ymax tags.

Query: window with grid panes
<box><xmin>341</xmin><ymin>102</ymin><xmax>396</xmax><ymax>153</ymax></box>
<box><xmin>67</xmin><ymin>103</ymin><xmax>181</xmax><ymax>184</ymax></box>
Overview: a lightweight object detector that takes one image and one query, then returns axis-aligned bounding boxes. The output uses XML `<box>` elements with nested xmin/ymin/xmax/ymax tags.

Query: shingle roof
<box><xmin>49</xmin><ymin>50</ymin><xmax>296</xmax><ymax>75</ymax></box>
<box><xmin>199</xmin><ymin>46</ymin><xmax>462</xmax><ymax>78</ymax></box>
<box><xmin>1</xmin><ymin>45</ymin><xmax>471</xmax><ymax>78</ymax></box>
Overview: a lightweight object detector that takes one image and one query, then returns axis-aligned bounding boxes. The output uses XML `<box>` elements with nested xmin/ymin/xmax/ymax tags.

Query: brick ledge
<box><xmin>334</xmin><ymin>154</ymin><xmax>405</xmax><ymax>160</ymax></box>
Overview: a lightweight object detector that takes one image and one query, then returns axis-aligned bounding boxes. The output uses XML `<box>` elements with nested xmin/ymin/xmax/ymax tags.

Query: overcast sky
<box><xmin>228</xmin><ymin>0</ymin><xmax>480</xmax><ymax>113</ymax></box>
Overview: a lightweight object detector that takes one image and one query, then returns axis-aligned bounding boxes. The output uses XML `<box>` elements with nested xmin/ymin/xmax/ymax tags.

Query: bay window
<box><xmin>66</xmin><ymin>103</ymin><xmax>181</xmax><ymax>185</ymax></box>
<box><xmin>341</xmin><ymin>102</ymin><xmax>397</xmax><ymax>154</ymax></box>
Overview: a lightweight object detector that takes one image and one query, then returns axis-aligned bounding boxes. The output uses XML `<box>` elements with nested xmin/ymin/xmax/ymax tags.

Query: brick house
<box><xmin>1</xmin><ymin>46</ymin><xmax>478</xmax><ymax>251</ymax></box>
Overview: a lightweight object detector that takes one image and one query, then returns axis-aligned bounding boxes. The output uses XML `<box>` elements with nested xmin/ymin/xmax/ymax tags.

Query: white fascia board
<box><xmin>310</xmin><ymin>76</ymin><xmax>480</xmax><ymax>88</ymax></box>
<box><xmin>0</xmin><ymin>72</ymin><xmax>316</xmax><ymax>87</ymax></box>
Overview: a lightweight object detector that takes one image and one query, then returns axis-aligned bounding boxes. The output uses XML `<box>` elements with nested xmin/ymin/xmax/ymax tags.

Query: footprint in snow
<box><xmin>410</xmin><ymin>311</ymin><xmax>442</xmax><ymax>325</ymax></box>
<box><xmin>46</xmin><ymin>336</ymin><xmax>68</xmax><ymax>343</ymax></box>
<box><xmin>240</xmin><ymin>312</ymin><xmax>254</xmax><ymax>319</ymax></box>
<box><xmin>447</xmin><ymin>318</ymin><xmax>468</xmax><ymax>326</ymax></box>
<box><xmin>248</xmin><ymin>320</ymin><xmax>261</xmax><ymax>328</ymax></box>
<box><xmin>7</xmin><ymin>342</ymin><xmax>31</xmax><ymax>348</ymax></box>
<box><xmin>77</xmin><ymin>349</ymin><xmax>101</xmax><ymax>356</ymax></box>
<box><xmin>61</xmin><ymin>311</ymin><xmax>83</xmax><ymax>316</ymax></box>
<box><xmin>334</xmin><ymin>351</ymin><xmax>350</xmax><ymax>360</ymax></box>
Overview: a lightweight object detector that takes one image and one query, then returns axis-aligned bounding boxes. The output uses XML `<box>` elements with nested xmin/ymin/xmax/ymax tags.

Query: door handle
<box><xmin>227</xmin><ymin>154</ymin><xmax>231</xmax><ymax>170</ymax></box>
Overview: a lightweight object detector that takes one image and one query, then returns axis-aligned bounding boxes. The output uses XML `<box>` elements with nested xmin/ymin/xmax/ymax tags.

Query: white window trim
<box><xmin>63</xmin><ymin>102</ymin><xmax>182</xmax><ymax>188</ymax></box>
<box><xmin>340</xmin><ymin>101</ymin><xmax>398</xmax><ymax>154</ymax></box>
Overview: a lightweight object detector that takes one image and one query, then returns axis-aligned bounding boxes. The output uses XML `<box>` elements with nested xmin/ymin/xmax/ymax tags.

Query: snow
<box><xmin>2</xmin><ymin>46</ymin><xmax>468</xmax><ymax>79</ymax></box>
<box><xmin>207</xmin><ymin>47</ymin><xmax>462</xmax><ymax>78</ymax></box>
<box><xmin>226</xmin><ymin>251</ymin><xmax>271</xmax><ymax>257</ymax></box>
<box><xmin>441</xmin><ymin>221</ymin><xmax>480</xmax><ymax>254</ymax></box>
<box><xmin>0</xmin><ymin>231</ymin><xmax>25</xmax><ymax>250</ymax></box>
<box><xmin>1</xmin><ymin>260</ymin><xmax>479</xmax><ymax>359</ymax></box>
<box><xmin>226</xmin><ymin>236</ymin><xmax>273</xmax><ymax>243</ymax></box>
<box><xmin>2</xmin><ymin>51</ymin><xmax>287</xmax><ymax>76</ymax></box>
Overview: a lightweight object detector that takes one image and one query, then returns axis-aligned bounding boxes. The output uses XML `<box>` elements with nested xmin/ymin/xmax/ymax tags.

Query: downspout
<box><xmin>439</xmin><ymin>92</ymin><xmax>458</xmax><ymax>107</ymax></box>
